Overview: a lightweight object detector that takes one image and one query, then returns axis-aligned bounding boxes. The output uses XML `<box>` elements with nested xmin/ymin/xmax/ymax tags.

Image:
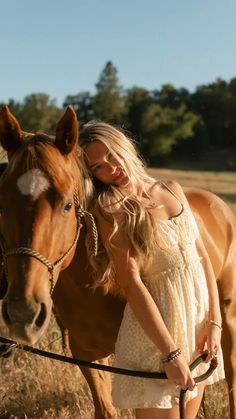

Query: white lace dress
<box><xmin>112</xmin><ymin>201</ymin><xmax>225</xmax><ymax>409</ymax></box>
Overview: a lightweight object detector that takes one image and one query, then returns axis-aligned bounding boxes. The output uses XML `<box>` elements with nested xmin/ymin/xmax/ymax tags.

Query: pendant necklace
<box><xmin>143</xmin><ymin>190</ymin><xmax>165</xmax><ymax>210</ymax></box>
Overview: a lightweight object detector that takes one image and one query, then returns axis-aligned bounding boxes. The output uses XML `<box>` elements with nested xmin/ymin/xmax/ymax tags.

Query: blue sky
<box><xmin>1</xmin><ymin>0</ymin><xmax>236</xmax><ymax>106</ymax></box>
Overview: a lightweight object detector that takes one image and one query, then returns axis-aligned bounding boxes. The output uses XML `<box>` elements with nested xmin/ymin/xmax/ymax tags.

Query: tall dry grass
<box><xmin>0</xmin><ymin>169</ymin><xmax>235</xmax><ymax>418</ymax></box>
<box><xmin>0</xmin><ymin>312</ymin><xmax>230</xmax><ymax>418</ymax></box>
<box><xmin>0</xmin><ymin>314</ymin><xmax>95</xmax><ymax>418</ymax></box>
<box><xmin>0</xmin><ymin>316</ymin><xmax>136</xmax><ymax>418</ymax></box>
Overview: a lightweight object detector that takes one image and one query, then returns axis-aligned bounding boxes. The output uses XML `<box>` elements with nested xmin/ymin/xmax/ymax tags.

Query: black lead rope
<box><xmin>0</xmin><ymin>336</ymin><xmax>218</xmax><ymax>419</ymax></box>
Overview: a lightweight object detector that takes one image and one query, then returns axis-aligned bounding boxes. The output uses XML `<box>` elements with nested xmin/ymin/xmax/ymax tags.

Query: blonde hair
<box><xmin>80</xmin><ymin>121</ymin><xmax>159</xmax><ymax>293</ymax></box>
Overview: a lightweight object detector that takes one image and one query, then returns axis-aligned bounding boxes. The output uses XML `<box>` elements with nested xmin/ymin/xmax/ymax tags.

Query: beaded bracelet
<box><xmin>207</xmin><ymin>319</ymin><xmax>222</xmax><ymax>331</ymax></box>
<box><xmin>161</xmin><ymin>348</ymin><xmax>181</xmax><ymax>364</ymax></box>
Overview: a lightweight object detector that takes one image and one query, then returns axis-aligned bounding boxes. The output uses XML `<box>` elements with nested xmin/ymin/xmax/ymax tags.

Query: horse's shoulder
<box><xmin>184</xmin><ymin>186</ymin><xmax>236</xmax><ymax>234</ymax></box>
<box><xmin>185</xmin><ymin>186</ymin><xmax>230</xmax><ymax>211</ymax></box>
<box><xmin>184</xmin><ymin>186</ymin><xmax>220</xmax><ymax>204</ymax></box>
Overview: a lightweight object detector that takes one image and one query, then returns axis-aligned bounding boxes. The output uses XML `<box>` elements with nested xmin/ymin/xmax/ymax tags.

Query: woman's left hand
<box><xmin>196</xmin><ymin>321</ymin><xmax>222</xmax><ymax>362</ymax></box>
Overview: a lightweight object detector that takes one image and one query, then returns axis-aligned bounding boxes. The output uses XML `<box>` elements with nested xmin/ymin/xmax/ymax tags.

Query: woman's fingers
<box><xmin>170</xmin><ymin>376</ymin><xmax>196</xmax><ymax>391</ymax></box>
<box><xmin>205</xmin><ymin>344</ymin><xmax>218</xmax><ymax>362</ymax></box>
<box><xmin>177</xmin><ymin>376</ymin><xmax>196</xmax><ymax>391</ymax></box>
<box><xmin>196</xmin><ymin>332</ymin><xmax>206</xmax><ymax>354</ymax></box>
<box><xmin>187</xmin><ymin>377</ymin><xmax>197</xmax><ymax>391</ymax></box>
<box><xmin>165</xmin><ymin>354</ymin><xmax>198</xmax><ymax>391</ymax></box>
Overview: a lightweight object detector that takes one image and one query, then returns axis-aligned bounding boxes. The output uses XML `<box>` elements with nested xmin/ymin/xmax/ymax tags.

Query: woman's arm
<box><xmin>96</xmin><ymin>211</ymin><xmax>196</xmax><ymax>390</ymax></box>
<box><xmin>170</xmin><ymin>181</ymin><xmax>222</xmax><ymax>357</ymax></box>
<box><xmin>195</xmin><ymin>236</ymin><xmax>222</xmax><ymax>358</ymax></box>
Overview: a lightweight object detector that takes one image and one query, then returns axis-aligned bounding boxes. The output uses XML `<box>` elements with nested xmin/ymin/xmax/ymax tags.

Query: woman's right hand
<box><xmin>163</xmin><ymin>354</ymin><xmax>196</xmax><ymax>391</ymax></box>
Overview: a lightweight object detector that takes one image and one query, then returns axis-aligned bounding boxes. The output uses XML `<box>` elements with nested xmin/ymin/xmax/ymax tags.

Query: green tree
<box><xmin>0</xmin><ymin>99</ymin><xmax>22</xmax><ymax>117</ymax></box>
<box><xmin>228</xmin><ymin>78</ymin><xmax>236</xmax><ymax>146</ymax></box>
<box><xmin>93</xmin><ymin>61</ymin><xmax>124</xmax><ymax>123</ymax></box>
<box><xmin>124</xmin><ymin>87</ymin><xmax>153</xmax><ymax>142</ymax></box>
<box><xmin>141</xmin><ymin>103</ymin><xmax>200</xmax><ymax>164</ymax></box>
<box><xmin>153</xmin><ymin>84</ymin><xmax>190</xmax><ymax>109</ymax></box>
<box><xmin>63</xmin><ymin>92</ymin><xmax>94</xmax><ymax>124</ymax></box>
<box><xmin>190</xmin><ymin>78</ymin><xmax>236</xmax><ymax>149</ymax></box>
<box><xmin>18</xmin><ymin>93</ymin><xmax>63</xmax><ymax>133</ymax></box>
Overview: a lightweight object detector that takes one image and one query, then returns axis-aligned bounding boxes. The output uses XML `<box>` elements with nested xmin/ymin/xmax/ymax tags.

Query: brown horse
<box><xmin>0</xmin><ymin>105</ymin><xmax>236</xmax><ymax>418</ymax></box>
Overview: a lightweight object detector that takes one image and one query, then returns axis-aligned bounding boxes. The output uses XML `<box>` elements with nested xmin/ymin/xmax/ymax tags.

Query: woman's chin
<box><xmin>117</xmin><ymin>177</ymin><xmax>131</xmax><ymax>188</ymax></box>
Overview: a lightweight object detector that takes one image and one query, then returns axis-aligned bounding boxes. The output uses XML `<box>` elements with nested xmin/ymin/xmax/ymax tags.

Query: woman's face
<box><xmin>85</xmin><ymin>141</ymin><xmax>130</xmax><ymax>187</ymax></box>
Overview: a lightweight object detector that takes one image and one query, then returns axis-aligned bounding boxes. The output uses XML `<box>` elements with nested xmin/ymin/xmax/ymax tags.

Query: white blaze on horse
<box><xmin>0</xmin><ymin>106</ymin><xmax>236</xmax><ymax>419</ymax></box>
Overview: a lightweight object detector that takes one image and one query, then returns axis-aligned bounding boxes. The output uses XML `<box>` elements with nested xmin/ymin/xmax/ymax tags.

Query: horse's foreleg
<box><xmin>79</xmin><ymin>361</ymin><xmax>117</xmax><ymax>419</ymax></box>
<box><xmin>69</xmin><ymin>336</ymin><xmax>117</xmax><ymax>419</ymax></box>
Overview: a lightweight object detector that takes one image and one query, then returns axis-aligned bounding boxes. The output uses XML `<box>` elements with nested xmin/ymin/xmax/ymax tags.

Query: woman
<box><xmin>79</xmin><ymin>121</ymin><xmax>225</xmax><ymax>419</ymax></box>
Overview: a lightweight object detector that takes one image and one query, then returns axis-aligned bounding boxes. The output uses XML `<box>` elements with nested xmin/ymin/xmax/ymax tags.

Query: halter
<box><xmin>0</xmin><ymin>192</ymin><xmax>98</xmax><ymax>295</ymax></box>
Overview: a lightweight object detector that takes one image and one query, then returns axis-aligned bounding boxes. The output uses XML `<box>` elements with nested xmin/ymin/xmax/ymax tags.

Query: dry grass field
<box><xmin>0</xmin><ymin>169</ymin><xmax>235</xmax><ymax>418</ymax></box>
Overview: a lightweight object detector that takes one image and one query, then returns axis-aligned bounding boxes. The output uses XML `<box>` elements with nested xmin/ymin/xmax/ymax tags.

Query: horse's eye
<box><xmin>62</xmin><ymin>200</ymin><xmax>73</xmax><ymax>214</ymax></box>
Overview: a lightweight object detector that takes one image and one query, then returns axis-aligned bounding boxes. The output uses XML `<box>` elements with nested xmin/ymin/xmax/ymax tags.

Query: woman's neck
<box><xmin>118</xmin><ymin>179</ymin><xmax>155</xmax><ymax>200</ymax></box>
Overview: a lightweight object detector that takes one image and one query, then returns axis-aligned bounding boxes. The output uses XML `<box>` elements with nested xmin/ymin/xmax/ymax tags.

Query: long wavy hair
<box><xmin>79</xmin><ymin>121</ymin><xmax>160</xmax><ymax>293</ymax></box>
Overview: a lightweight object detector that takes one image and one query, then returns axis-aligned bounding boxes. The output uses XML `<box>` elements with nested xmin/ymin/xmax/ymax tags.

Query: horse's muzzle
<box><xmin>1</xmin><ymin>296</ymin><xmax>52</xmax><ymax>344</ymax></box>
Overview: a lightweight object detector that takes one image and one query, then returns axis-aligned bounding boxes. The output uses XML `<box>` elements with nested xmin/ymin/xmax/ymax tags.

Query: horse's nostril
<box><xmin>35</xmin><ymin>303</ymin><xmax>47</xmax><ymax>328</ymax></box>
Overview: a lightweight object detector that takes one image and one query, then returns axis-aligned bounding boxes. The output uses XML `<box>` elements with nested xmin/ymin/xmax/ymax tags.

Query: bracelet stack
<box><xmin>207</xmin><ymin>320</ymin><xmax>222</xmax><ymax>331</ymax></box>
<box><xmin>161</xmin><ymin>348</ymin><xmax>181</xmax><ymax>364</ymax></box>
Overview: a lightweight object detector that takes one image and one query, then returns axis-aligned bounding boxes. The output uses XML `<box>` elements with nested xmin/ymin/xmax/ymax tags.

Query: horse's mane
<box><xmin>7</xmin><ymin>133</ymin><xmax>95</xmax><ymax>209</ymax></box>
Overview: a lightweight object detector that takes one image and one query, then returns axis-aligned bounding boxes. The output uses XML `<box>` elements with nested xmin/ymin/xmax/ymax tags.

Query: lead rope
<box><xmin>73</xmin><ymin>192</ymin><xmax>98</xmax><ymax>257</ymax></box>
<box><xmin>1</xmin><ymin>228</ymin><xmax>81</xmax><ymax>295</ymax></box>
<box><xmin>0</xmin><ymin>336</ymin><xmax>218</xmax><ymax>419</ymax></box>
<box><xmin>0</xmin><ymin>191</ymin><xmax>98</xmax><ymax>295</ymax></box>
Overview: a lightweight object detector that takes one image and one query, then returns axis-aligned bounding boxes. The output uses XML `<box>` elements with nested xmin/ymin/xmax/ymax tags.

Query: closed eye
<box><xmin>92</xmin><ymin>164</ymin><xmax>102</xmax><ymax>174</ymax></box>
<box><xmin>90</xmin><ymin>152</ymin><xmax>116</xmax><ymax>174</ymax></box>
<box><xmin>106</xmin><ymin>152</ymin><xmax>115</xmax><ymax>162</ymax></box>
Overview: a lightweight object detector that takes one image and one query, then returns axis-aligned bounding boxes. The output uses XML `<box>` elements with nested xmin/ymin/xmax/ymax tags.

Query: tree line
<box><xmin>1</xmin><ymin>61</ymin><xmax>236</xmax><ymax>168</ymax></box>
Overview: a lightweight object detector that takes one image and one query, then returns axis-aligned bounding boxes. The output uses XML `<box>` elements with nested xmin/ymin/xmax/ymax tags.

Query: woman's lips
<box><xmin>112</xmin><ymin>170</ymin><xmax>124</xmax><ymax>182</ymax></box>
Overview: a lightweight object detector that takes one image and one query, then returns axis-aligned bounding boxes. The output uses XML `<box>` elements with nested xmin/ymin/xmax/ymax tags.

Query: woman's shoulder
<box><xmin>150</xmin><ymin>179</ymin><xmax>183</xmax><ymax>195</ymax></box>
<box><xmin>167</xmin><ymin>179</ymin><xmax>184</xmax><ymax>193</ymax></box>
<box><xmin>150</xmin><ymin>179</ymin><xmax>190</xmax><ymax>209</ymax></box>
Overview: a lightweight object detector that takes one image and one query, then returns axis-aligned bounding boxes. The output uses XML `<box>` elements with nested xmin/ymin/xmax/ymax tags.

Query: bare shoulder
<box><xmin>161</xmin><ymin>179</ymin><xmax>186</xmax><ymax>199</ymax></box>
<box><xmin>164</xmin><ymin>180</ymin><xmax>193</xmax><ymax>211</ymax></box>
<box><xmin>162</xmin><ymin>179</ymin><xmax>181</xmax><ymax>190</ymax></box>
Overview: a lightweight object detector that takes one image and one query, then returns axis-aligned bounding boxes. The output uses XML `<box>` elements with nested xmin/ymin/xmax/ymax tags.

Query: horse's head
<box><xmin>0</xmin><ymin>106</ymin><xmax>85</xmax><ymax>343</ymax></box>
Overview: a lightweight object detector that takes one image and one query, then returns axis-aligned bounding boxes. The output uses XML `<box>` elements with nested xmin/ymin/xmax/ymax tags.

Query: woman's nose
<box><xmin>107</xmin><ymin>162</ymin><xmax>117</xmax><ymax>173</ymax></box>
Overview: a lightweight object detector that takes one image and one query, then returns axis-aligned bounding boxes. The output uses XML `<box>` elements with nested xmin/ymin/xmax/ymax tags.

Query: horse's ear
<box><xmin>55</xmin><ymin>106</ymin><xmax>79</xmax><ymax>154</ymax></box>
<box><xmin>0</xmin><ymin>106</ymin><xmax>23</xmax><ymax>154</ymax></box>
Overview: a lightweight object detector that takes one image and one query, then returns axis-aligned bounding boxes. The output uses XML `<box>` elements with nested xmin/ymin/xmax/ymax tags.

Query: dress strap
<box><xmin>160</xmin><ymin>182</ymin><xmax>184</xmax><ymax>210</ymax></box>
